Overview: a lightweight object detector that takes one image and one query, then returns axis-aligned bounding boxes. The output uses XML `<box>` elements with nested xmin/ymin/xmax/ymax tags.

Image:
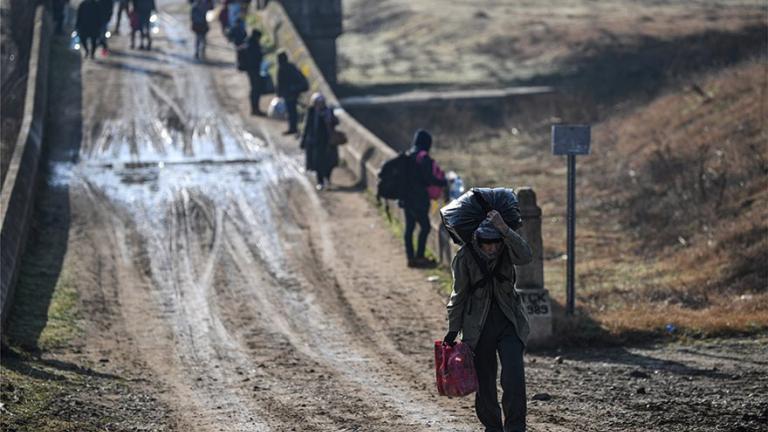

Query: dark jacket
<box><xmin>245</xmin><ymin>34</ymin><xmax>263</xmax><ymax>74</ymax></box>
<box><xmin>228</xmin><ymin>23</ymin><xmax>247</xmax><ymax>45</ymax></box>
<box><xmin>76</xmin><ymin>0</ymin><xmax>102</xmax><ymax>36</ymax></box>
<box><xmin>300</xmin><ymin>106</ymin><xmax>339</xmax><ymax>173</ymax></box>
<box><xmin>447</xmin><ymin>228</ymin><xmax>533</xmax><ymax>349</ymax></box>
<box><xmin>399</xmin><ymin>150</ymin><xmax>446</xmax><ymax>211</ymax></box>
<box><xmin>131</xmin><ymin>0</ymin><xmax>156</xmax><ymax>16</ymax></box>
<box><xmin>98</xmin><ymin>0</ymin><xmax>113</xmax><ymax>24</ymax></box>
<box><xmin>276</xmin><ymin>62</ymin><xmax>306</xmax><ymax>101</ymax></box>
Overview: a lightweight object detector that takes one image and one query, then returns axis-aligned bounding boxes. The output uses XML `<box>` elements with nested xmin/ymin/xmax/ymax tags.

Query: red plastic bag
<box><xmin>434</xmin><ymin>340</ymin><xmax>478</xmax><ymax>397</ymax></box>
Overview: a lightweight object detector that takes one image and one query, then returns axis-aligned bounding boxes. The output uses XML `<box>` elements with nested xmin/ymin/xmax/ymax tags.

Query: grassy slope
<box><xmin>338</xmin><ymin>0</ymin><xmax>766</xmax><ymax>90</ymax></box>
<box><xmin>431</xmin><ymin>59</ymin><xmax>768</xmax><ymax>342</ymax></box>
<box><xmin>582</xmin><ymin>60</ymin><xmax>767</xmax><ymax>337</ymax></box>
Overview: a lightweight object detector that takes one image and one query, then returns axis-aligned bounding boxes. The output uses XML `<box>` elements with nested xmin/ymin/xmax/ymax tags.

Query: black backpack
<box><xmin>291</xmin><ymin>66</ymin><xmax>309</xmax><ymax>94</ymax></box>
<box><xmin>377</xmin><ymin>152</ymin><xmax>415</xmax><ymax>220</ymax></box>
<box><xmin>377</xmin><ymin>152</ymin><xmax>413</xmax><ymax>201</ymax></box>
<box><xmin>236</xmin><ymin>47</ymin><xmax>248</xmax><ymax>71</ymax></box>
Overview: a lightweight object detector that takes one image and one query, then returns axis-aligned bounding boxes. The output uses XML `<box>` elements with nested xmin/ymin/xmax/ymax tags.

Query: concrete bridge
<box><xmin>264</xmin><ymin>0</ymin><xmax>343</xmax><ymax>85</ymax></box>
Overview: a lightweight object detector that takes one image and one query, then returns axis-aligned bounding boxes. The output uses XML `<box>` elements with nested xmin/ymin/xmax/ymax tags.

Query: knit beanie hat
<box><xmin>474</xmin><ymin>219</ymin><xmax>502</xmax><ymax>240</ymax></box>
<box><xmin>411</xmin><ymin>129</ymin><xmax>432</xmax><ymax>152</ymax></box>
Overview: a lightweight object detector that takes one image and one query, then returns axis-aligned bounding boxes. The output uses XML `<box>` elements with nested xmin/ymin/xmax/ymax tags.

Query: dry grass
<box><xmin>338</xmin><ymin>0</ymin><xmax>766</xmax><ymax>88</ymax></box>
<box><xmin>534</xmin><ymin>60</ymin><xmax>767</xmax><ymax>340</ymax></box>
<box><xmin>356</xmin><ymin>59</ymin><xmax>767</xmax><ymax>343</ymax></box>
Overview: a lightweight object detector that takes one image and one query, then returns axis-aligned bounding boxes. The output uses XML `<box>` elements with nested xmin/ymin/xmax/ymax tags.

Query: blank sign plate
<box><xmin>551</xmin><ymin>125</ymin><xmax>591</xmax><ymax>155</ymax></box>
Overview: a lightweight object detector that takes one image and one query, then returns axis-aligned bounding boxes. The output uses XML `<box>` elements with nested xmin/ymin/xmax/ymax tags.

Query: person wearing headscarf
<box><xmin>444</xmin><ymin>210</ymin><xmax>533</xmax><ymax>432</ymax></box>
<box><xmin>300</xmin><ymin>93</ymin><xmax>339</xmax><ymax>190</ymax></box>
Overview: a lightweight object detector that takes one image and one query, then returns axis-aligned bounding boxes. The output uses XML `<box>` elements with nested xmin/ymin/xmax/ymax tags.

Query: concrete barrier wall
<box><xmin>260</xmin><ymin>2</ymin><xmax>456</xmax><ymax>264</ymax></box>
<box><xmin>0</xmin><ymin>5</ymin><xmax>51</xmax><ymax>325</ymax></box>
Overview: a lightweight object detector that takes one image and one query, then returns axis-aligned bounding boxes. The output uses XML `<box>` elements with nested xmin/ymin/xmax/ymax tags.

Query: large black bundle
<box><xmin>440</xmin><ymin>188</ymin><xmax>522</xmax><ymax>246</ymax></box>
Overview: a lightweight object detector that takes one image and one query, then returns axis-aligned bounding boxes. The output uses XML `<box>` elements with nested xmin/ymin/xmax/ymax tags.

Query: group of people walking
<box><xmin>73</xmin><ymin>0</ymin><xmax>156</xmax><ymax>57</ymax></box>
<box><xmin>72</xmin><ymin>1</ymin><xmax>531</xmax><ymax>429</ymax></box>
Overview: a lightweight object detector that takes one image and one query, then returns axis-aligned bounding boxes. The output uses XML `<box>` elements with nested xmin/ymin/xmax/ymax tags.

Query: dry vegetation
<box><xmin>340</xmin><ymin>1</ymin><xmax>768</xmax><ymax>342</ymax></box>
<box><xmin>403</xmin><ymin>60</ymin><xmax>767</xmax><ymax>342</ymax></box>
<box><xmin>339</xmin><ymin>0</ymin><xmax>766</xmax><ymax>90</ymax></box>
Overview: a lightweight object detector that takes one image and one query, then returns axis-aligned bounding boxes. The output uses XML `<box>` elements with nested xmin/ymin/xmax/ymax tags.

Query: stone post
<box><xmin>515</xmin><ymin>187</ymin><xmax>553</xmax><ymax>346</ymax></box>
<box><xmin>278</xmin><ymin>0</ymin><xmax>342</xmax><ymax>85</ymax></box>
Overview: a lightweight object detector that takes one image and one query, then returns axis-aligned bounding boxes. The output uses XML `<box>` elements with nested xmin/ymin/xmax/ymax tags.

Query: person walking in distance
<box><xmin>52</xmin><ymin>0</ymin><xmax>70</xmax><ymax>35</ymax></box>
<box><xmin>444</xmin><ymin>211</ymin><xmax>533</xmax><ymax>432</ymax></box>
<box><xmin>190</xmin><ymin>0</ymin><xmax>212</xmax><ymax>60</ymax></box>
<box><xmin>114</xmin><ymin>0</ymin><xmax>130</xmax><ymax>33</ymax></box>
<box><xmin>399</xmin><ymin>129</ymin><xmax>447</xmax><ymax>268</ymax></box>
<box><xmin>96</xmin><ymin>0</ymin><xmax>113</xmax><ymax>55</ymax></box>
<box><xmin>76</xmin><ymin>0</ymin><xmax>102</xmax><ymax>59</ymax></box>
<box><xmin>131</xmin><ymin>0</ymin><xmax>156</xmax><ymax>50</ymax></box>
<box><xmin>244</xmin><ymin>29</ymin><xmax>264</xmax><ymax>115</ymax></box>
<box><xmin>227</xmin><ymin>17</ymin><xmax>247</xmax><ymax>45</ymax></box>
<box><xmin>300</xmin><ymin>93</ymin><xmax>339</xmax><ymax>190</ymax></box>
<box><xmin>276</xmin><ymin>51</ymin><xmax>308</xmax><ymax>135</ymax></box>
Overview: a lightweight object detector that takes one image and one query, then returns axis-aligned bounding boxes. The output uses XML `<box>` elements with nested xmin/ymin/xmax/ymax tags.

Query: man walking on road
<box><xmin>399</xmin><ymin>129</ymin><xmax>446</xmax><ymax>268</ymax></box>
<box><xmin>276</xmin><ymin>51</ymin><xmax>308</xmax><ymax>135</ymax></box>
<box><xmin>114</xmin><ymin>0</ymin><xmax>130</xmax><ymax>34</ymax></box>
<box><xmin>52</xmin><ymin>0</ymin><xmax>69</xmax><ymax>35</ymax></box>
<box><xmin>244</xmin><ymin>29</ymin><xmax>264</xmax><ymax>115</ymax></box>
<box><xmin>97</xmin><ymin>0</ymin><xmax>114</xmax><ymax>55</ymax></box>
<box><xmin>76</xmin><ymin>0</ymin><xmax>102</xmax><ymax>59</ymax></box>
<box><xmin>131</xmin><ymin>0</ymin><xmax>156</xmax><ymax>50</ymax></box>
<box><xmin>444</xmin><ymin>211</ymin><xmax>532</xmax><ymax>432</ymax></box>
<box><xmin>190</xmin><ymin>0</ymin><xmax>212</xmax><ymax>60</ymax></box>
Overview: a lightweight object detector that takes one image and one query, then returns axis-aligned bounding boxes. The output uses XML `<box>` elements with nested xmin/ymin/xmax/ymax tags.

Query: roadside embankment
<box><xmin>1</xmin><ymin>4</ymin><xmax>51</xmax><ymax>325</ymax></box>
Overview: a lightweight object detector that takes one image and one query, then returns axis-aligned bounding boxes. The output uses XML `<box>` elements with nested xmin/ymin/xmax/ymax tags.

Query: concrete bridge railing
<box><xmin>0</xmin><ymin>4</ymin><xmax>51</xmax><ymax>326</ymax></box>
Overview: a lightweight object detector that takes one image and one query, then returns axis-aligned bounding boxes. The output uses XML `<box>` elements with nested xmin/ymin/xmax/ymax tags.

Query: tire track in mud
<box><xmin>64</xmin><ymin>0</ymin><xmax>479</xmax><ymax>430</ymax></box>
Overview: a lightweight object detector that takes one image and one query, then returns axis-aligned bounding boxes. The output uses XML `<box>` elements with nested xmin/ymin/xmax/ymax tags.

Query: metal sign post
<box><xmin>552</xmin><ymin>125</ymin><xmax>591</xmax><ymax>316</ymax></box>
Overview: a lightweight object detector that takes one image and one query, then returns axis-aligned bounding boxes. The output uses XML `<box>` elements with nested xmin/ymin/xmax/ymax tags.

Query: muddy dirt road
<box><xmin>6</xmin><ymin>0</ymin><xmax>766</xmax><ymax>431</ymax></box>
<box><xmin>40</xmin><ymin>1</ymin><xmax>480</xmax><ymax>430</ymax></box>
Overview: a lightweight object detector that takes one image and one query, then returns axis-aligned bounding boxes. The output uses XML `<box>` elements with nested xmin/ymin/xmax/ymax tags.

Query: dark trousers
<box><xmin>474</xmin><ymin>301</ymin><xmax>526</xmax><ymax>432</ymax></box>
<box><xmin>99</xmin><ymin>24</ymin><xmax>109</xmax><ymax>50</ymax></box>
<box><xmin>194</xmin><ymin>32</ymin><xmax>207</xmax><ymax>59</ymax></box>
<box><xmin>403</xmin><ymin>206</ymin><xmax>430</xmax><ymax>260</ymax></box>
<box><xmin>247</xmin><ymin>71</ymin><xmax>262</xmax><ymax>113</ymax></box>
<box><xmin>285</xmin><ymin>98</ymin><xmax>298</xmax><ymax>132</ymax></box>
<box><xmin>82</xmin><ymin>35</ymin><xmax>98</xmax><ymax>58</ymax></box>
<box><xmin>316</xmin><ymin>169</ymin><xmax>331</xmax><ymax>185</ymax></box>
<box><xmin>114</xmin><ymin>1</ymin><xmax>129</xmax><ymax>32</ymax></box>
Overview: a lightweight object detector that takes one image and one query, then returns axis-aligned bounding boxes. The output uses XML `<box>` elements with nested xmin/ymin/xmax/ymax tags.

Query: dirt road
<box><xmin>5</xmin><ymin>1</ymin><xmax>766</xmax><ymax>431</ymax></box>
<box><xmin>35</xmin><ymin>1</ymin><xmax>480</xmax><ymax>430</ymax></box>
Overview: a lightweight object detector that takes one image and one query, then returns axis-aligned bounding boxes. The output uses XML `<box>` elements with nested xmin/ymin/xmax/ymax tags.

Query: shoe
<box><xmin>413</xmin><ymin>257</ymin><xmax>437</xmax><ymax>269</ymax></box>
<box><xmin>251</xmin><ymin>110</ymin><xmax>265</xmax><ymax>116</ymax></box>
<box><xmin>282</xmin><ymin>129</ymin><xmax>298</xmax><ymax>135</ymax></box>
<box><xmin>315</xmin><ymin>183</ymin><xmax>324</xmax><ymax>191</ymax></box>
